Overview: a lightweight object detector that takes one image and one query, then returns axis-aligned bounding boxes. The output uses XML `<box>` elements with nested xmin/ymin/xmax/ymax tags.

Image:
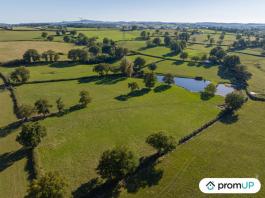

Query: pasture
<box><xmin>0</xmin><ymin>27</ymin><xmax>265</xmax><ymax>198</ymax></box>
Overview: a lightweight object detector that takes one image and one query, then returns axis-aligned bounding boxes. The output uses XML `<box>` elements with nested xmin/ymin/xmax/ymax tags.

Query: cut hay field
<box><xmin>120</xmin><ymin>101</ymin><xmax>265</xmax><ymax>198</ymax></box>
<box><xmin>14</xmin><ymin>77</ymin><xmax>223</xmax><ymax>195</ymax></box>
<box><xmin>0</xmin><ymin>41</ymin><xmax>81</xmax><ymax>63</ymax></box>
<box><xmin>0</xmin><ymin>30</ymin><xmax>44</xmax><ymax>41</ymax></box>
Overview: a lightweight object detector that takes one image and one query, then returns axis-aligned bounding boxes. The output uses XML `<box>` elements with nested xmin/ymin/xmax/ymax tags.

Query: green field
<box><xmin>1</xmin><ymin>27</ymin><xmax>265</xmax><ymax>198</ymax></box>
<box><xmin>14</xmin><ymin>77</ymin><xmax>222</xmax><ymax>195</ymax></box>
<box><xmin>120</xmin><ymin>101</ymin><xmax>265</xmax><ymax>198</ymax></box>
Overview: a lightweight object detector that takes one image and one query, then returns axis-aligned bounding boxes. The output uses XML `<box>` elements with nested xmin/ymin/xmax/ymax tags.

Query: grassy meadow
<box><xmin>14</xmin><ymin>77</ymin><xmax>222</xmax><ymax>195</ymax></box>
<box><xmin>0</xmin><ymin>27</ymin><xmax>265</xmax><ymax>198</ymax></box>
<box><xmin>120</xmin><ymin>101</ymin><xmax>265</xmax><ymax>198</ymax></box>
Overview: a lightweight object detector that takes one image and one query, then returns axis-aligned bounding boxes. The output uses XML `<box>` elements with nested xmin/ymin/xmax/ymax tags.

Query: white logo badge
<box><xmin>199</xmin><ymin>178</ymin><xmax>261</xmax><ymax>194</ymax></box>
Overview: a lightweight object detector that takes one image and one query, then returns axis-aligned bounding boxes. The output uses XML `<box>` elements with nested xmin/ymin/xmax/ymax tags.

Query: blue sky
<box><xmin>1</xmin><ymin>0</ymin><xmax>265</xmax><ymax>24</ymax></box>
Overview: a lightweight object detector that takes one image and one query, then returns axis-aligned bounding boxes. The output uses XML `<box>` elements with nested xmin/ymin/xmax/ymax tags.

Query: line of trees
<box><xmin>23</xmin><ymin>49</ymin><xmax>61</xmax><ymax>63</ymax></box>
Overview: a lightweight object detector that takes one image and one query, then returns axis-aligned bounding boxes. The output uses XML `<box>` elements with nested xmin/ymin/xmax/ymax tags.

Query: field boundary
<box><xmin>246</xmin><ymin>88</ymin><xmax>265</xmax><ymax>102</ymax></box>
<box><xmin>0</xmin><ymin>72</ymin><xmax>20</xmax><ymax>118</ymax></box>
<box><xmin>130</xmin><ymin>50</ymin><xmax>205</xmax><ymax>64</ymax></box>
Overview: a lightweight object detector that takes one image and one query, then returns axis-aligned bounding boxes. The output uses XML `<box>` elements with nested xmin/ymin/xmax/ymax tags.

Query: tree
<box><xmin>201</xmin><ymin>83</ymin><xmax>216</xmax><ymax>99</ymax></box>
<box><xmin>25</xmin><ymin>172</ymin><xmax>67</xmax><ymax>198</ymax></box>
<box><xmin>128</xmin><ymin>82</ymin><xmax>140</xmax><ymax>92</ymax></box>
<box><xmin>164</xmin><ymin>36</ymin><xmax>172</xmax><ymax>47</ymax></box>
<box><xmin>34</xmin><ymin>99</ymin><xmax>52</xmax><ymax>116</ymax></box>
<box><xmin>120</xmin><ymin>58</ymin><xmax>133</xmax><ymax>77</ymax></box>
<box><xmin>223</xmin><ymin>55</ymin><xmax>241</xmax><ymax>68</ymax></box>
<box><xmin>70</xmin><ymin>30</ymin><xmax>77</xmax><ymax>36</ymax></box>
<box><xmin>41</xmin><ymin>32</ymin><xmax>48</xmax><ymax>39</ymax></box>
<box><xmin>133</xmin><ymin>57</ymin><xmax>146</xmax><ymax>73</ymax></box>
<box><xmin>170</xmin><ymin>41</ymin><xmax>183</xmax><ymax>54</ymax></box>
<box><xmin>210</xmin><ymin>47</ymin><xmax>226</xmax><ymax>60</ymax></box>
<box><xmin>209</xmin><ymin>38</ymin><xmax>215</xmax><ymax>45</ymax></box>
<box><xmin>93</xmin><ymin>63</ymin><xmax>110</xmax><ymax>76</ymax></box>
<box><xmin>56</xmin><ymin>97</ymin><xmax>65</xmax><ymax>113</ymax></box>
<box><xmin>178</xmin><ymin>32</ymin><xmax>190</xmax><ymax>41</ymax></box>
<box><xmin>163</xmin><ymin>73</ymin><xmax>175</xmax><ymax>86</ymax></box>
<box><xmin>146</xmin><ymin>132</ymin><xmax>176</xmax><ymax>154</ymax></box>
<box><xmin>17</xmin><ymin>104</ymin><xmax>35</xmax><ymax>120</ymax></box>
<box><xmin>16</xmin><ymin>122</ymin><xmax>47</xmax><ymax>148</ymax></box>
<box><xmin>115</xmin><ymin>47</ymin><xmax>128</xmax><ymax>59</ymax></box>
<box><xmin>148</xmin><ymin>63</ymin><xmax>157</xmax><ymax>72</ymax></box>
<box><xmin>63</xmin><ymin>35</ymin><xmax>71</xmax><ymax>43</ymax></box>
<box><xmin>47</xmin><ymin>35</ymin><xmax>54</xmax><ymax>41</ymax></box>
<box><xmin>10</xmin><ymin>66</ymin><xmax>30</xmax><ymax>84</ymax></box>
<box><xmin>89</xmin><ymin>46</ymin><xmax>100</xmax><ymax>56</ymax></box>
<box><xmin>153</xmin><ymin>37</ymin><xmax>161</xmax><ymax>46</ymax></box>
<box><xmin>23</xmin><ymin>49</ymin><xmax>41</xmax><ymax>63</ymax></box>
<box><xmin>140</xmin><ymin>31</ymin><xmax>147</xmax><ymax>39</ymax></box>
<box><xmin>201</xmin><ymin>54</ymin><xmax>208</xmax><ymax>61</ymax></box>
<box><xmin>225</xmin><ymin>92</ymin><xmax>245</xmax><ymax>111</ymax></box>
<box><xmin>68</xmin><ymin>49</ymin><xmax>88</xmax><ymax>62</ymax></box>
<box><xmin>96</xmin><ymin>146</ymin><xmax>138</xmax><ymax>180</ymax></box>
<box><xmin>232</xmin><ymin>64</ymin><xmax>252</xmax><ymax>85</ymax></box>
<box><xmin>144</xmin><ymin>72</ymin><xmax>156</xmax><ymax>89</ymax></box>
<box><xmin>180</xmin><ymin>52</ymin><xmax>188</xmax><ymax>61</ymax></box>
<box><xmin>191</xmin><ymin>56</ymin><xmax>200</xmax><ymax>63</ymax></box>
<box><xmin>79</xmin><ymin>90</ymin><xmax>92</xmax><ymax>107</ymax></box>
<box><xmin>207</xmin><ymin>34</ymin><xmax>211</xmax><ymax>40</ymax></box>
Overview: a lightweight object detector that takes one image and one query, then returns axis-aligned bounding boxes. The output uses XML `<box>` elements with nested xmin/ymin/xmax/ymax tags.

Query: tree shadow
<box><xmin>0</xmin><ymin>120</ymin><xmax>23</xmax><ymax>138</ymax></box>
<box><xmin>124</xmin><ymin>154</ymin><xmax>163</xmax><ymax>193</ymax></box>
<box><xmin>95</xmin><ymin>76</ymin><xmax>126</xmax><ymax>85</ymax></box>
<box><xmin>154</xmin><ymin>85</ymin><xmax>171</xmax><ymax>93</ymax></box>
<box><xmin>163</xmin><ymin>52</ymin><xmax>177</xmax><ymax>57</ymax></box>
<box><xmin>50</xmin><ymin>62</ymin><xmax>80</xmax><ymax>68</ymax></box>
<box><xmin>72</xmin><ymin>178</ymin><xmax>121</xmax><ymax>198</ymax></box>
<box><xmin>115</xmin><ymin>88</ymin><xmax>151</xmax><ymax>101</ymax></box>
<box><xmin>219</xmin><ymin>112</ymin><xmax>239</xmax><ymax>124</ymax></box>
<box><xmin>0</xmin><ymin>148</ymin><xmax>28</xmax><ymax>172</ymax></box>
<box><xmin>174</xmin><ymin>60</ymin><xmax>184</xmax><ymax>65</ymax></box>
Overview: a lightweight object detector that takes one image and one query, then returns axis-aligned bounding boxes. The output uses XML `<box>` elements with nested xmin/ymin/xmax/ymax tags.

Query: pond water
<box><xmin>157</xmin><ymin>75</ymin><xmax>235</xmax><ymax>96</ymax></box>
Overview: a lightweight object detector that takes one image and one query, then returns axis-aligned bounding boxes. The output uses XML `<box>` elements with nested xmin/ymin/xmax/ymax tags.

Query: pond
<box><xmin>157</xmin><ymin>75</ymin><xmax>235</xmax><ymax>96</ymax></box>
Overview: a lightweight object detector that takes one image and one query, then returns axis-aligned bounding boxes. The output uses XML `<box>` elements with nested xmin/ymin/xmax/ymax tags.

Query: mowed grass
<box><xmin>0</xmin><ymin>41</ymin><xmax>80</xmax><ymax>63</ymax></box>
<box><xmin>120</xmin><ymin>101</ymin><xmax>265</xmax><ymax>198</ymax></box>
<box><xmin>0</xmin><ymin>88</ymin><xmax>29</xmax><ymax>198</ymax></box>
<box><xmin>14</xmin><ymin>77</ymin><xmax>223</xmax><ymax>195</ymax></box>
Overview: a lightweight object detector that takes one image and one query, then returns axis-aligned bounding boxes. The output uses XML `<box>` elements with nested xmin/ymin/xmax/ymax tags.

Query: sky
<box><xmin>1</xmin><ymin>0</ymin><xmax>265</xmax><ymax>24</ymax></box>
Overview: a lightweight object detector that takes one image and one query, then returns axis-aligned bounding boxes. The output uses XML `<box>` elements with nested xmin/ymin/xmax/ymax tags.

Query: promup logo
<box><xmin>199</xmin><ymin>178</ymin><xmax>261</xmax><ymax>194</ymax></box>
<box><xmin>206</xmin><ymin>181</ymin><xmax>215</xmax><ymax>191</ymax></box>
